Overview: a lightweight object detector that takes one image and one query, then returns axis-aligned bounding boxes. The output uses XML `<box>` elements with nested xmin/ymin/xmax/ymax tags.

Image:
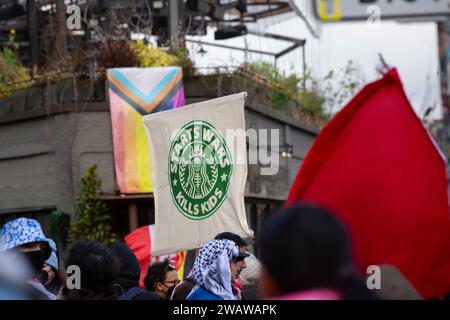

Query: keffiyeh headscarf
<box><xmin>192</xmin><ymin>239</ymin><xmax>240</xmax><ymax>300</ymax></box>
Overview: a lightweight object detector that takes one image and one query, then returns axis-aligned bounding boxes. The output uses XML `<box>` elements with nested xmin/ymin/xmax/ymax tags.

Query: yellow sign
<box><xmin>317</xmin><ymin>0</ymin><xmax>342</xmax><ymax>21</ymax></box>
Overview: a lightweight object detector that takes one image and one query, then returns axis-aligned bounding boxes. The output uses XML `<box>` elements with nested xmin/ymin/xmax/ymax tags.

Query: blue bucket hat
<box><xmin>45</xmin><ymin>239</ymin><xmax>58</xmax><ymax>270</ymax></box>
<box><xmin>0</xmin><ymin>218</ymin><xmax>51</xmax><ymax>260</ymax></box>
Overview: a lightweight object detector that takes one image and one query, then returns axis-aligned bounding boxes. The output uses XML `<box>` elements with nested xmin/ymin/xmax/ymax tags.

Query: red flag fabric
<box><xmin>124</xmin><ymin>225</ymin><xmax>190</xmax><ymax>287</ymax></box>
<box><xmin>286</xmin><ymin>69</ymin><xmax>450</xmax><ymax>299</ymax></box>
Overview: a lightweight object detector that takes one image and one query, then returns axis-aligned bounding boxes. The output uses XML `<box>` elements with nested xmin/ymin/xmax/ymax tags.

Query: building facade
<box><xmin>0</xmin><ymin>73</ymin><xmax>317</xmax><ymax>246</ymax></box>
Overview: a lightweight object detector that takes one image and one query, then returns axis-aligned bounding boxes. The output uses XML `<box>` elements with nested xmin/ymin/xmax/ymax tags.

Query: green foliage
<box><xmin>68</xmin><ymin>165</ymin><xmax>116</xmax><ymax>246</ymax></box>
<box><xmin>242</xmin><ymin>60</ymin><xmax>364</xmax><ymax>123</ymax></box>
<box><xmin>0</xmin><ymin>47</ymin><xmax>32</xmax><ymax>98</ymax></box>
<box><xmin>0</xmin><ymin>47</ymin><xmax>29</xmax><ymax>82</ymax></box>
<box><xmin>318</xmin><ymin>60</ymin><xmax>364</xmax><ymax>114</ymax></box>
<box><xmin>49</xmin><ymin>210</ymin><xmax>65</xmax><ymax>244</ymax></box>
<box><xmin>131</xmin><ymin>40</ymin><xmax>194</xmax><ymax>75</ymax></box>
<box><xmin>243</xmin><ymin>61</ymin><xmax>327</xmax><ymax>120</ymax></box>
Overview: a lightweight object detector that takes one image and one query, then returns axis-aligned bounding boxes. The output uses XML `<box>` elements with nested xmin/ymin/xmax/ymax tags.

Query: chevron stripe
<box><xmin>109</xmin><ymin>77</ymin><xmax>183</xmax><ymax>116</ymax></box>
<box><xmin>108</xmin><ymin>80</ymin><xmax>148</xmax><ymax>116</ymax></box>
<box><xmin>151</xmin><ymin>80</ymin><xmax>184</xmax><ymax>113</ymax></box>
<box><xmin>108</xmin><ymin>69</ymin><xmax>182</xmax><ymax>113</ymax></box>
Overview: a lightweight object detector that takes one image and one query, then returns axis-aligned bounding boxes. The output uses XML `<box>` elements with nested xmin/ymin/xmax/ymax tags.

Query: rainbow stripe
<box><xmin>107</xmin><ymin>67</ymin><xmax>185</xmax><ymax>193</ymax></box>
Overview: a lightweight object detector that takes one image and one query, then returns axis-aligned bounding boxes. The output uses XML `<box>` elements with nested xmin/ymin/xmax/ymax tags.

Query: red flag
<box><xmin>124</xmin><ymin>225</ymin><xmax>191</xmax><ymax>287</ymax></box>
<box><xmin>286</xmin><ymin>69</ymin><xmax>450</xmax><ymax>299</ymax></box>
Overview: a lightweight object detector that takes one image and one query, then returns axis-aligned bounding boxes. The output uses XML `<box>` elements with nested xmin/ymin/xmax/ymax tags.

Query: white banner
<box><xmin>143</xmin><ymin>93</ymin><xmax>253</xmax><ymax>256</ymax></box>
<box><xmin>313</xmin><ymin>0</ymin><xmax>450</xmax><ymax>22</ymax></box>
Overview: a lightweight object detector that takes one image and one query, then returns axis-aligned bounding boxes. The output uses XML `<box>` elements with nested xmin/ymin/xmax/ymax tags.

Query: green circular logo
<box><xmin>168</xmin><ymin>120</ymin><xmax>233</xmax><ymax>220</ymax></box>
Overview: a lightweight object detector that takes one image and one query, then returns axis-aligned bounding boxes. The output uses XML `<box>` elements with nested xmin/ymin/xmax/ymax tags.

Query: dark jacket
<box><xmin>241</xmin><ymin>284</ymin><xmax>260</xmax><ymax>300</ymax></box>
<box><xmin>171</xmin><ymin>276</ymin><xmax>195</xmax><ymax>300</ymax></box>
<box><xmin>110</xmin><ymin>241</ymin><xmax>159</xmax><ymax>300</ymax></box>
<box><xmin>60</xmin><ymin>287</ymin><xmax>116</xmax><ymax>300</ymax></box>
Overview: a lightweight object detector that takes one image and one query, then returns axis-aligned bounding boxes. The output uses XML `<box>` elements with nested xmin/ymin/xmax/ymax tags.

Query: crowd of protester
<box><xmin>0</xmin><ymin>203</ymin><xmax>426</xmax><ymax>300</ymax></box>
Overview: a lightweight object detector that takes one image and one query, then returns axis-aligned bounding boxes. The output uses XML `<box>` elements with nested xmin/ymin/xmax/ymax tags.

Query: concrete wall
<box><xmin>244</xmin><ymin>107</ymin><xmax>316</xmax><ymax>201</ymax></box>
<box><xmin>0</xmin><ymin>117</ymin><xmax>56</xmax><ymax>213</ymax></box>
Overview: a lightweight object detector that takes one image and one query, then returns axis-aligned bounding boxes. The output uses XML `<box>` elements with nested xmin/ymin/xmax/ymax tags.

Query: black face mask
<box><xmin>165</xmin><ymin>283</ymin><xmax>177</xmax><ymax>300</ymax></box>
<box><xmin>23</xmin><ymin>250</ymin><xmax>47</xmax><ymax>275</ymax></box>
<box><xmin>38</xmin><ymin>269</ymin><xmax>49</xmax><ymax>284</ymax></box>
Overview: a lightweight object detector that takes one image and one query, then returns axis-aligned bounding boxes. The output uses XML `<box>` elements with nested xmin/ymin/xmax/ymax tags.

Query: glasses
<box><xmin>161</xmin><ymin>279</ymin><xmax>180</xmax><ymax>288</ymax></box>
<box><xmin>153</xmin><ymin>261</ymin><xmax>176</xmax><ymax>289</ymax></box>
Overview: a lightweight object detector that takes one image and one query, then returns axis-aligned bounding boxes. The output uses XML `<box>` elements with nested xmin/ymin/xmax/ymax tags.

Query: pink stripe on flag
<box><xmin>172</xmin><ymin>86</ymin><xmax>186</xmax><ymax>108</ymax></box>
<box><xmin>108</xmin><ymin>90</ymin><xmax>127</xmax><ymax>193</ymax></box>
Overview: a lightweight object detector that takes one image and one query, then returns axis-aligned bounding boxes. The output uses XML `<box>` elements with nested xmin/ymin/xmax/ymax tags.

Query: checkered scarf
<box><xmin>192</xmin><ymin>239</ymin><xmax>239</xmax><ymax>300</ymax></box>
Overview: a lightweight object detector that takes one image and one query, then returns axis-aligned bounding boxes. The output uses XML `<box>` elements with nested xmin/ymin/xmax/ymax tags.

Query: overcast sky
<box><xmin>187</xmin><ymin>14</ymin><xmax>442</xmax><ymax>120</ymax></box>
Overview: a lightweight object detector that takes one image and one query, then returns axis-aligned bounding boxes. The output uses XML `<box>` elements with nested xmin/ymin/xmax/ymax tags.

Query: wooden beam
<box><xmin>186</xmin><ymin>39</ymin><xmax>276</xmax><ymax>56</ymax></box>
<box><xmin>26</xmin><ymin>0</ymin><xmax>39</xmax><ymax>68</ymax></box>
<box><xmin>55</xmin><ymin>0</ymin><xmax>68</xmax><ymax>56</ymax></box>
<box><xmin>128</xmin><ymin>202</ymin><xmax>139</xmax><ymax>232</ymax></box>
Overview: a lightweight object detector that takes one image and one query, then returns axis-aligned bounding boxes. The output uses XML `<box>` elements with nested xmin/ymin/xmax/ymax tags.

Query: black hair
<box><xmin>259</xmin><ymin>203</ymin><xmax>376</xmax><ymax>299</ymax></box>
<box><xmin>144</xmin><ymin>260</ymin><xmax>176</xmax><ymax>291</ymax></box>
<box><xmin>215</xmin><ymin>232</ymin><xmax>248</xmax><ymax>248</ymax></box>
<box><xmin>64</xmin><ymin>241</ymin><xmax>119</xmax><ymax>296</ymax></box>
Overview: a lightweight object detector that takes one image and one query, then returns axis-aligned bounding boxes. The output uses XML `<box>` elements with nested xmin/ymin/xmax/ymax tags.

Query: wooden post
<box><xmin>55</xmin><ymin>0</ymin><xmax>68</xmax><ymax>56</ymax></box>
<box><xmin>168</xmin><ymin>0</ymin><xmax>185</xmax><ymax>49</ymax></box>
<box><xmin>27</xmin><ymin>0</ymin><xmax>39</xmax><ymax>68</ymax></box>
<box><xmin>129</xmin><ymin>202</ymin><xmax>139</xmax><ymax>232</ymax></box>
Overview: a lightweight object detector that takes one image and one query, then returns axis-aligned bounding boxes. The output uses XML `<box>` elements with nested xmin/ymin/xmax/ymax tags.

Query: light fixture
<box><xmin>280</xmin><ymin>145</ymin><xmax>293</xmax><ymax>158</ymax></box>
<box><xmin>198</xmin><ymin>46</ymin><xmax>207</xmax><ymax>56</ymax></box>
<box><xmin>214</xmin><ymin>25</ymin><xmax>247</xmax><ymax>40</ymax></box>
<box><xmin>152</xmin><ymin>1</ymin><xmax>164</xmax><ymax>10</ymax></box>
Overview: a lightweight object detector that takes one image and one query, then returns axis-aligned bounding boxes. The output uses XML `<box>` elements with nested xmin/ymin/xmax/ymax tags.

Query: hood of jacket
<box><xmin>110</xmin><ymin>241</ymin><xmax>141</xmax><ymax>290</ymax></box>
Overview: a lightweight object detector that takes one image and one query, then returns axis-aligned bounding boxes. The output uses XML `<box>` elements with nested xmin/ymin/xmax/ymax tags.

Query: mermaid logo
<box><xmin>168</xmin><ymin>120</ymin><xmax>232</xmax><ymax>220</ymax></box>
